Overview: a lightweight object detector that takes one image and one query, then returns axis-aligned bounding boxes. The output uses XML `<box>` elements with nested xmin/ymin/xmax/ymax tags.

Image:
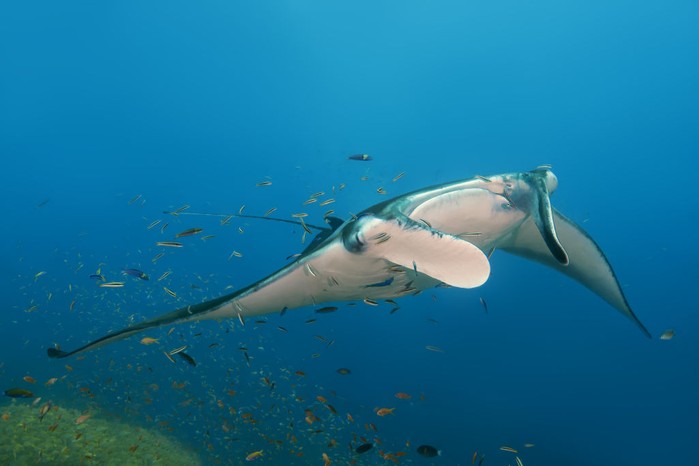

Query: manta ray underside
<box><xmin>47</xmin><ymin>166</ymin><xmax>650</xmax><ymax>359</ymax></box>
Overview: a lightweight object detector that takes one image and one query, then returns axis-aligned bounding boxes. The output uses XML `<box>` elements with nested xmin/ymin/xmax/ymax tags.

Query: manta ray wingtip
<box><xmin>636</xmin><ymin>320</ymin><xmax>652</xmax><ymax>339</ymax></box>
<box><xmin>625</xmin><ymin>305</ymin><xmax>652</xmax><ymax>339</ymax></box>
<box><xmin>47</xmin><ymin>347</ymin><xmax>69</xmax><ymax>358</ymax></box>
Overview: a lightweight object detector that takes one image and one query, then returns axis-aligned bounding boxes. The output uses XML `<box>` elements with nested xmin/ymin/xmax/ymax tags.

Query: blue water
<box><xmin>2</xmin><ymin>1</ymin><xmax>697</xmax><ymax>465</ymax></box>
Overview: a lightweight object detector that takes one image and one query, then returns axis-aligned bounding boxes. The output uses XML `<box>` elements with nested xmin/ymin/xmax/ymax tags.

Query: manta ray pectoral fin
<box><xmin>360</xmin><ymin>216</ymin><xmax>491</xmax><ymax>289</ymax></box>
<box><xmin>501</xmin><ymin>209</ymin><xmax>651</xmax><ymax>338</ymax></box>
<box><xmin>47</xmin><ymin>291</ymin><xmax>240</xmax><ymax>358</ymax></box>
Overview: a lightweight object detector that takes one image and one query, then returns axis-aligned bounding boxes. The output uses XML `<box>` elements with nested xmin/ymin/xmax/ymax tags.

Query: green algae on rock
<box><xmin>0</xmin><ymin>402</ymin><xmax>201</xmax><ymax>465</ymax></box>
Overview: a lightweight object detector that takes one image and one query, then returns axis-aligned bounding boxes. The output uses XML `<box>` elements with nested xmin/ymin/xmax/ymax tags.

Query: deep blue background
<box><xmin>2</xmin><ymin>1</ymin><xmax>697</xmax><ymax>465</ymax></box>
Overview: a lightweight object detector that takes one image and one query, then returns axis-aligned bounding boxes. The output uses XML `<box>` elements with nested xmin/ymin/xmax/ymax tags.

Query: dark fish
<box><xmin>177</xmin><ymin>351</ymin><xmax>197</xmax><ymax>367</ymax></box>
<box><xmin>315</xmin><ymin>306</ymin><xmax>338</xmax><ymax>314</ymax></box>
<box><xmin>89</xmin><ymin>274</ymin><xmax>106</xmax><ymax>282</ymax></box>
<box><xmin>366</xmin><ymin>277</ymin><xmax>394</xmax><ymax>288</ymax></box>
<box><xmin>416</xmin><ymin>445</ymin><xmax>440</xmax><ymax>458</ymax></box>
<box><xmin>355</xmin><ymin>443</ymin><xmax>373</xmax><ymax>454</ymax></box>
<box><xmin>5</xmin><ymin>388</ymin><xmax>34</xmax><ymax>398</ymax></box>
<box><xmin>480</xmin><ymin>297</ymin><xmax>488</xmax><ymax>313</ymax></box>
<box><xmin>336</xmin><ymin>368</ymin><xmax>351</xmax><ymax>375</ymax></box>
<box><xmin>123</xmin><ymin>268</ymin><xmax>149</xmax><ymax>280</ymax></box>
<box><xmin>175</xmin><ymin>227</ymin><xmax>203</xmax><ymax>238</ymax></box>
<box><xmin>348</xmin><ymin>154</ymin><xmax>372</xmax><ymax>161</ymax></box>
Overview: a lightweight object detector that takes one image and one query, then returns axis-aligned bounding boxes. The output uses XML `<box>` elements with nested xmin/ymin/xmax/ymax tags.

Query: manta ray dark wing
<box><xmin>301</xmin><ymin>216</ymin><xmax>345</xmax><ymax>254</ymax></box>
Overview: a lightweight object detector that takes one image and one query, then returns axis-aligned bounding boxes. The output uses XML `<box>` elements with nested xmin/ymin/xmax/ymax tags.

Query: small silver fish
<box><xmin>425</xmin><ymin>345</ymin><xmax>444</xmax><ymax>353</ymax></box>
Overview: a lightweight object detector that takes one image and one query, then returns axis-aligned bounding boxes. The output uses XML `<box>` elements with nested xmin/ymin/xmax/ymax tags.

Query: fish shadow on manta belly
<box><xmin>47</xmin><ymin>166</ymin><xmax>650</xmax><ymax>359</ymax></box>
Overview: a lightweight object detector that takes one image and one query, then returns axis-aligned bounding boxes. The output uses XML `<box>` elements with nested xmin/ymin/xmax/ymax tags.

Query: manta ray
<box><xmin>47</xmin><ymin>166</ymin><xmax>649</xmax><ymax>359</ymax></box>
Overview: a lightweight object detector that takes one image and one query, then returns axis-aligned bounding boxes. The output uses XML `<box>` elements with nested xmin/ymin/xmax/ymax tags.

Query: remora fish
<box><xmin>47</xmin><ymin>167</ymin><xmax>650</xmax><ymax>359</ymax></box>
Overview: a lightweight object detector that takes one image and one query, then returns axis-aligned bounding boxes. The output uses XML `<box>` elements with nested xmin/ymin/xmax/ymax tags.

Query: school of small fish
<box><xmin>3</xmin><ymin>167</ymin><xmax>575</xmax><ymax>465</ymax></box>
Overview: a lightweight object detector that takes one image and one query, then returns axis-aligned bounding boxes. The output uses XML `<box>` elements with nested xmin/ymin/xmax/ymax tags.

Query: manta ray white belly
<box><xmin>207</xmin><ymin>213</ymin><xmax>491</xmax><ymax>320</ymax></box>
